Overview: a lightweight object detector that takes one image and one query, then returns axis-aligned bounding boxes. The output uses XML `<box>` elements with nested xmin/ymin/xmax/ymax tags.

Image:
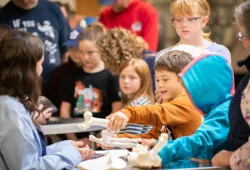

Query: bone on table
<box><xmin>79</xmin><ymin>111</ymin><xmax>143</xmax><ymax>149</ymax></box>
<box><xmin>77</xmin><ymin>111</ymin><xmax>109</xmax><ymax>130</ymax></box>
<box><xmin>127</xmin><ymin>133</ymin><xmax>169</xmax><ymax>168</ymax></box>
<box><xmin>89</xmin><ymin>135</ymin><xmax>139</xmax><ymax>149</ymax></box>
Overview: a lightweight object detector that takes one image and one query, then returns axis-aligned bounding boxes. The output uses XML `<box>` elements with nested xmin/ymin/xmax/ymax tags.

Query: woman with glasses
<box><xmin>157</xmin><ymin>0</ymin><xmax>231</xmax><ymax>63</ymax></box>
<box><xmin>212</xmin><ymin>1</ymin><xmax>250</xmax><ymax>169</ymax></box>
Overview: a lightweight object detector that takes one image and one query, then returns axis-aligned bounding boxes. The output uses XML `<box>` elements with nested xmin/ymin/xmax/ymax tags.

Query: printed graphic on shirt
<box><xmin>12</xmin><ymin>19</ymin><xmax>58</xmax><ymax>65</ymax></box>
<box><xmin>131</xmin><ymin>21</ymin><xmax>142</xmax><ymax>32</ymax></box>
<box><xmin>74</xmin><ymin>81</ymin><xmax>102</xmax><ymax>116</ymax></box>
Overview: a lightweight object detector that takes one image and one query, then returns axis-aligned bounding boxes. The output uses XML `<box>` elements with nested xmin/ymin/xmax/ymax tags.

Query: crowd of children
<box><xmin>0</xmin><ymin>0</ymin><xmax>249</xmax><ymax>170</ymax></box>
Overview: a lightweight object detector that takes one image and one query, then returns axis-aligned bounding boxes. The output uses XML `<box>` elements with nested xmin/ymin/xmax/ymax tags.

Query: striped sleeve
<box><xmin>118</xmin><ymin>96</ymin><xmax>152</xmax><ymax>135</ymax></box>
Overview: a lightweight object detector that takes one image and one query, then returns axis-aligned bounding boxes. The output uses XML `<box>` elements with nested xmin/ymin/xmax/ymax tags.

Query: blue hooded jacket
<box><xmin>159</xmin><ymin>53</ymin><xmax>234</xmax><ymax>166</ymax></box>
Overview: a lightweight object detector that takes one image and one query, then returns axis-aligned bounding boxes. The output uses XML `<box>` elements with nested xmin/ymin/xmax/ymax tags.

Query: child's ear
<box><xmin>177</xmin><ymin>77</ymin><xmax>183</xmax><ymax>85</ymax></box>
<box><xmin>201</xmin><ymin>16</ymin><xmax>209</xmax><ymax>28</ymax></box>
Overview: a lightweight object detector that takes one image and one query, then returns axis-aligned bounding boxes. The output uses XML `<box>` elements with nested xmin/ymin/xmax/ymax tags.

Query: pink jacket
<box><xmin>230</xmin><ymin>80</ymin><xmax>250</xmax><ymax>170</ymax></box>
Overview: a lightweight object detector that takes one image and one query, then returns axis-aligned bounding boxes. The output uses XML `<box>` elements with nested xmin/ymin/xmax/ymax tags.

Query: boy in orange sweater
<box><xmin>111</xmin><ymin>49</ymin><xmax>203</xmax><ymax>147</ymax></box>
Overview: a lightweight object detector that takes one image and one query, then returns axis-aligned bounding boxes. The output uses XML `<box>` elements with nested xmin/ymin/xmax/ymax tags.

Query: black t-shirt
<box><xmin>61</xmin><ymin>68</ymin><xmax>120</xmax><ymax>119</ymax></box>
<box><xmin>0</xmin><ymin>0</ymin><xmax>70</xmax><ymax>82</ymax></box>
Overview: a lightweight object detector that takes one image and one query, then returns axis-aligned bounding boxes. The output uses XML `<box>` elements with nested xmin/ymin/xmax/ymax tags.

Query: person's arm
<box><xmin>140</xmin><ymin>6</ymin><xmax>159</xmax><ymax>51</ymax></box>
<box><xmin>117</xmin><ymin>127</ymin><xmax>158</xmax><ymax>139</ymax></box>
<box><xmin>158</xmin><ymin>100</ymin><xmax>230</xmax><ymax>166</ymax></box>
<box><xmin>0</xmin><ymin>106</ymin><xmax>82</xmax><ymax>170</ymax></box>
<box><xmin>122</xmin><ymin>95</ymin><xmax>194</xmax><ymax>127</ymax></box>
<box><xmin>60</xmin><ymin>101</ymin><xmax>78</xmax><ymax>141</ymax></box>
<box><xmin>229</xmin><ymin>80</ymin><xmax>250</xmax><ymax>170</ymax></box>
<box><xmin>230</xmin><ymin>137</ymin><xmax>250</xmax><ymax>170</ymax></box>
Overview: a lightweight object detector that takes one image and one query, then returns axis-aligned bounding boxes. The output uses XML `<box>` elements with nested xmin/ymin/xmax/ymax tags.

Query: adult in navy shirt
<box><xmin>0</xmin><ymin>0</ymin><xmax>69</xmax><ymax>83</ymax></box>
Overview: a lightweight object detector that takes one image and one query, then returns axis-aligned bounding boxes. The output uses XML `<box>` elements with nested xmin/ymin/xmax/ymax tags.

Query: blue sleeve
<box><xmin>159</xmin><ymin>101</ymin><xmax>230</xmax><ymax>166</ymax></box>
<box><xmin>46</xmin><ymin>140</ymin><xmax>72</xmax><ymax>154</ymax></box>
<box><xmin>0</xmin><ymin>106</ymin><xmax>82</xmax><ymax>170</ymax></box>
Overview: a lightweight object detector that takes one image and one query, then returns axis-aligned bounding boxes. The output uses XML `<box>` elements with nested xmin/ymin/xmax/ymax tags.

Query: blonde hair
<box><xmin>78</xmin><ymin>22</ymin><xmax>107</xmax><ymax>43</ymax></box>
<box><xmin>170</xmin><ymin>0</ymin><xmax>211</xmax><ymax>41</ymax></box>
<box><xmin>97</xmin><ymin>28</ymin><xmax>148</xmax><ymax>74</ymax></box>
<box><xmin>119</xmin><ymin>59</ymin><xmax>154</xmax><ymax>105</ymax></box>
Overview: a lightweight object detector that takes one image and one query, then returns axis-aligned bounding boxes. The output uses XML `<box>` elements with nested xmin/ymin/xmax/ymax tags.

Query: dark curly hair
<box><xmin>97</xmin><ymin>28</ymin><xmax>148</xmax><ymax>75</ymax></box>
<box><xmin>0</xmin><ymin>30</ymin><xmax>44</xmax><ymax>113</ymax></box>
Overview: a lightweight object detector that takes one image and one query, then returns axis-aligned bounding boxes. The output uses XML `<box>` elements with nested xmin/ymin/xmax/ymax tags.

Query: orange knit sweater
<box><xmin>117</xmin><ymin>92</ymin><xmax>202</xmax><ymax>139</ymax></box>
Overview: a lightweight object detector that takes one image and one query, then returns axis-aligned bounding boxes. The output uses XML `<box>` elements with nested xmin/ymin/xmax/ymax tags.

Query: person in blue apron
<box><xmin>0</xmin><ymin>29</ymin><xmax>93</xmax><ymax>170</ymax></box>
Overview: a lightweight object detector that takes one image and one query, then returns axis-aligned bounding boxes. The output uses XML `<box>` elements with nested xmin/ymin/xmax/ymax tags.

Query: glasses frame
<box><xmin>172</xmin><ymin>17</ymin><xmax>203</xmax><ymax>27</ymax></box>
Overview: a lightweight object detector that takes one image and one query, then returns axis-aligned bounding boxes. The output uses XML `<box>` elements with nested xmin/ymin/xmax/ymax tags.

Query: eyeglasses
<box><xmin>237</xmin><ymin>32</ymin><xmax>246</xmax><ymax>41</ymax></box>
<box><xmin>172</xmin><ymin>17</ymin><xmax>203</xmax><ymax>27</ymax></box>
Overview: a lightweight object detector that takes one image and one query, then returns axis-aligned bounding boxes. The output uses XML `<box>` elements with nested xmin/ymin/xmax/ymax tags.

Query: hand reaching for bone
<box><xmin>107</xmin><ymin>111</ymin><xmax>129</xmax><ymax>131</ymax></box>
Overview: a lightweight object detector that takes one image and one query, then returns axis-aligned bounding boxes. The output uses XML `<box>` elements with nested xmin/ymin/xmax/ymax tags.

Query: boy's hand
<box><xmin>106</xmin><ymin>112</ymin><xmax>128</xmax><ymax>131</ymax></box>
<box><xmin>141</xmin><ymin>139</ymin><xmax>157</xmax><ymax>148</ymax></box>
<box><xmin>155</xmin><ymin>89</ymin><xmax>163</xmax><ymax>104</ymax></box>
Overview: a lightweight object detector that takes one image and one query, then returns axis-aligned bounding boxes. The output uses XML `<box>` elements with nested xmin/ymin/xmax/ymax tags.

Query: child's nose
<box><xmin>157</xmin><ymin>81</ymin><xmax>164</xmax><ymax>88</ymax></box>
<box><xmin>124</xmin><ymin>78</ymin><xmax>130</xmax><ymax>83</ymax></box>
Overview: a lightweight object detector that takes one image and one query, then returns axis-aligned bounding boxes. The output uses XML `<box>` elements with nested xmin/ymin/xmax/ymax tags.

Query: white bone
<box><xmin>110</xmin><ymin>138</ymin><xmax>142</xmax><ymax>143</ymax></box>
<box><xmin>77</xmin><ymin>111</ymin><xmax>109</xmax><ymax>130</ymax></box>
<box><xmin>150</xmin><ymin>133</ymin><xmax>168</xmax><ymax>156</ymax></box>
<box><xmin>89</xmin><ymin>135</ymin><xmax>104</xmax><ymax>144</ymax></box>
<box><xmin>78</xmin><ymin>112</ymin><xmax>143</xmax><ymax>149</ymax></box>
<box><xmin>89</xmin><ymin>135</ymin><xmax>139</xmax><ymax>149</ymax></box>
<box><xmin>127</xmin><ymin>133</ymin><xmax>169</xmax><ymax>168</ymax></box>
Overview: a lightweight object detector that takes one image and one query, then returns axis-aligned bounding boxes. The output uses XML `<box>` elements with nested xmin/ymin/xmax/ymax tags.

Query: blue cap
<box><xmin>64</xmin><ymin>26</ymin><xmax>83</xmax><ymax>47</ymax></box>
<box><xmin>79</xmin><ymin>17</ymin><xmax>98</xmax><ymax>28</ymax></box>
<box><xmin>98</xmin><ymin>0</ymin><xmax>114</xmax><ymax>5</ymax></box>
<box><xmin>64</xmin><ymin>17</ymin><xmax>98</xmax><ymax>47</ymax></box>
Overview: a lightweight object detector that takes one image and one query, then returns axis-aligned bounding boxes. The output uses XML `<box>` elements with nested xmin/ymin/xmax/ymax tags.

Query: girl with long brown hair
<box><xmin>0</xmin><ymin>30</ymin><xmax>93</xmax><ymax>170</ymax></box>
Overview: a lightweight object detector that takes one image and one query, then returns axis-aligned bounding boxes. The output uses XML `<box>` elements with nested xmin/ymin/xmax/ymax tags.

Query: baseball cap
<box><xmin>64</xmin><ymin>16</ymin><xmax>98</xmax><ymax>47</ymax></box>
<box><xmin>63</xmin><ymin>26</ymin><xmax>83</xmax><ymax>47</ymax></box>
<box><xmin>79</xmin><ymin>16</ymin><xmax>98</xmax><ymax>28</ymax></box>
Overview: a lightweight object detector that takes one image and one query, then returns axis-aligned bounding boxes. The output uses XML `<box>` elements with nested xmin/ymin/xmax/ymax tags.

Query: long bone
<box><xmin>77</xmin><ymin>111</ymin><xmax>109</xmax><ymax>130</ymax></box>
<box><xmin>127</xmin><ymin>133</ymin><xmax>169</xmax><ymax>168</ymax></box>
<box><xmin>78</xmin><ymin>111</ymin><xmax>142</xmax><ymax>148</ymax></box>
